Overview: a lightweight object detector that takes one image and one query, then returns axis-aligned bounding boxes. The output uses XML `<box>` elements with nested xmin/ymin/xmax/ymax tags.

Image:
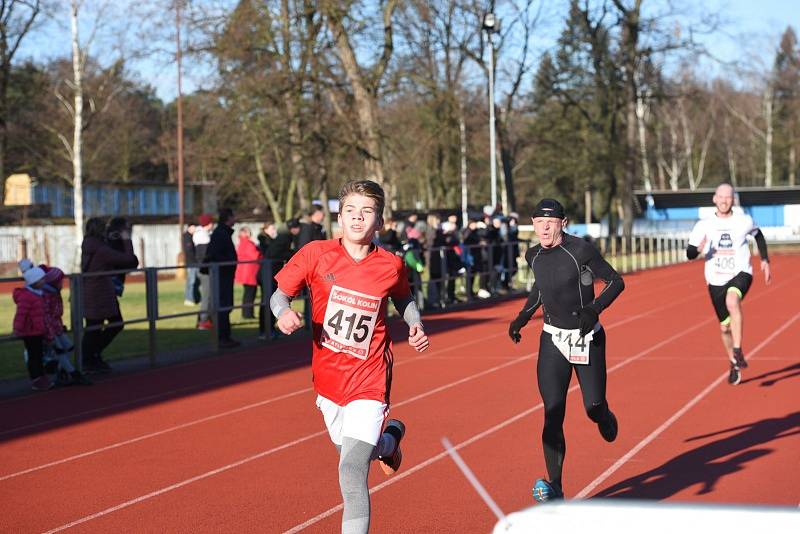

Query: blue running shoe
<box><xmin>532</xmin><ymin>478</ymin><xmax>564</xmax><ymax>503</ymax></box>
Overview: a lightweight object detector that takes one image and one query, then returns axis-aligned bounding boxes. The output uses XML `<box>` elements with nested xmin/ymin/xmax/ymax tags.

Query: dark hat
<box><xmin>532</xmin><ymin>198</ymin><xmax>566</xmax><ymax>219</ymax></box>
<box><xmin>286</xmin><ymin>218</ymin><xmax>301</xmax><ymax>229</ymax></box>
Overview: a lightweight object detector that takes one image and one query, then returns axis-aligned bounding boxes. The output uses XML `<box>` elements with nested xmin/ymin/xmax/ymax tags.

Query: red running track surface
<box><xmin>1</xmin><ymin>256</ymin><xmax>799</xmax><ymax>533</ymax></box>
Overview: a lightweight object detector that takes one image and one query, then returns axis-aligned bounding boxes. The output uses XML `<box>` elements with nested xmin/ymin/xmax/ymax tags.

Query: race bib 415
<box><xmin>321</xmin><ymin>285</ymin><xmax>381</xmax><ymax>359</ymax></box>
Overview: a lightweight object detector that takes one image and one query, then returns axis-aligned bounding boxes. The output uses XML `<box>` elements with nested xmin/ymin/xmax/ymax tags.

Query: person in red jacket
<box><xmin>13</xmin><ymin>264</ymin><xmax>51</xmax><ymax>391</ymax></box>
<box><xmin>235</xmin><ymin>226</ymin><xmax>263</xmax><ymax>319</ymax></box>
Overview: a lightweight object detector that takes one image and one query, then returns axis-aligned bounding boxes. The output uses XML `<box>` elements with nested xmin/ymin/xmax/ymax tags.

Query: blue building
<box><xmin>4</xmin><ymin>174</ymin><xmax>216</xmax><ymax>218</ymax></box>
<box><xmin>632</xmin><ymin>186</ymin><xmax>800</xmax><ymax>240</ymax></box>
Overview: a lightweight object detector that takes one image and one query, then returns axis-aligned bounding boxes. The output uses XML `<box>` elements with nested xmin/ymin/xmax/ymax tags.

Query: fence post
<box><xmin>621</xmin><ymin>236</ymin><xmax>628</xmax><ymax>273</ymax></box>
<box><xmin>260</xmin><ymin>259</ymin><xmax>274</xmax><ymax>339</ymax></box>
<box><xmin>210</xmin><ymin>263</ymin><xmax>220</xmax><ymax>352</ymax></box>
<box><xmin>145</xmin><ymin>267</ymin><xmax>158</xmax><ymax>367</ymax></box>
<box><xmin>610</xmin><ymin>236</ymin><xmax>617</xmax><ymax>270</ymax></box>
<box><xmin>656</xmin><ymin>237</ymin><xmax>662</xmax><ymax>266</ymax></box>
<box><xmin>487</xmin><ymin>243</ymin><xmax>495</xmax><ymax>293</ymax></box>
<box><xmin>439</xmin><ymin>247</ymin><xmax>447</xmax><ymax>307</ymax></box>
<box><xmin>69</xmin><ymin>273</ymin><xmax>84</xmax><ymax>372</ymax></box>
<box><xmin>631</xmin><ymin>236</ymin><xmax>638</xmax><ymax>272</ymax></box>
<box><xmin>464</xmin><ymin>244</ymin><xmax>474</xmax><ymax>303</ymax></box>
<box><xmin>506</xmin><ymin>242</ymin><xmax>514</xmax><ymax>290</ymax></box>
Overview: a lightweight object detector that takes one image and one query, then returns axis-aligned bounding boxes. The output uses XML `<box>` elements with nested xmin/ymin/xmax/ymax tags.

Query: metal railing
<box><xmin>1</xmin><ymin>236</ymin><xmax>692</xmax><ymax>376</ymax></box>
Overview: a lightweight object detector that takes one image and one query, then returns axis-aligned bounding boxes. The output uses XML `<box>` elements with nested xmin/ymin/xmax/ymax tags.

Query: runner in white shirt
<box><xmin>686</xmin><ymin>183</ymin><xmax>772</xmax><ymax>385</ymax></box>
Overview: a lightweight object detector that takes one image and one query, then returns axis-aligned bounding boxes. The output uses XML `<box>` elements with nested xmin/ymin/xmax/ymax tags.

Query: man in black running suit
<box><xmin>508</xmin><ymin>199</ymin><xmax>625</xmax><ymax>502</ymax></box>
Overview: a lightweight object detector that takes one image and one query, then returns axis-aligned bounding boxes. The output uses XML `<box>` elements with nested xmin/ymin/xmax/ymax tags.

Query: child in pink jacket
<box><xmin>40</xmin><ymin>265</ymin><xmax>91</xmax><ymax>386</ymax></box>
<box><xmin>13</xmin><ymin>263</ymin><xmax>51</xmax><ymax>391</ymax></box>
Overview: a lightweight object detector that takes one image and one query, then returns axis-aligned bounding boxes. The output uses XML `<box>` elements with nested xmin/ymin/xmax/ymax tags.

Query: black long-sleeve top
<box><xmin>515</xmin><ymin>233</ymin><xmax>625</xmax><ymax>330</ymax></box>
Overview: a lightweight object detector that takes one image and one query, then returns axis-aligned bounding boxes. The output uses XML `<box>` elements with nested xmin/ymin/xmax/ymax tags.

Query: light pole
<box><xmin>483</xmin><ymin>13</ymin><xmax>498</xmax><ymax>213</ymax></box>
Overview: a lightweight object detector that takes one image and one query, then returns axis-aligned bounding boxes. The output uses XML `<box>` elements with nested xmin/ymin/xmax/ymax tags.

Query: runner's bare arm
<box><xmin>270</xmin><ymin>287</ymin><xmax>304</xmax><ymax>335</ymax></box>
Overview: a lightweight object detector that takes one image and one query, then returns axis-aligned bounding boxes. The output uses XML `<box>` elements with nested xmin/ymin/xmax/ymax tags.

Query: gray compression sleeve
<box><xmin>392</xmin><ymin>295</ymin><xmax>423</xmax><ymax>327</ymax></box>
<box><xmin>269</xmin><ymin>287</ymin><xmax>293</xmax><ymax>319</ymax></box>
<box><xmin>339</xmin><ymin>437</ymin><xmax>373</xmax><ymax>534</ymax></box>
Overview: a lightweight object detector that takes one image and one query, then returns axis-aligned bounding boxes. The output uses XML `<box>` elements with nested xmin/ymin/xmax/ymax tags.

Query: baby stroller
<box><xmin>23</xmin><ymin>332</ymin><xmax>91</xmax><ymax>386</ymax></box>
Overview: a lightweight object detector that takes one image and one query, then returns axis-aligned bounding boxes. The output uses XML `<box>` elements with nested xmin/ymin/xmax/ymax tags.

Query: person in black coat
<box><xmin>296</xmin><ymin>204</ymin><xmax>326</xmax><ymax>249</ymax></box>
<box><xmin>258</xmin><ymin>219</ymin><xmax>301</xmax><ymax>339</ymax></box>
<box><xmin>204</xmin><ymin>208</ymin><xmax>239</xmax><ymax>348</ymax></box>
<box><xmin>182</xmin><ymin>223</ymin><xmax>199</xmax><ymax>305</ymax></box>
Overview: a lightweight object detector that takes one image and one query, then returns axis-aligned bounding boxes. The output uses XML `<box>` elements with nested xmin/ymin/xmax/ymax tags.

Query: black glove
<box><xmin>508</xmin><ymin>316</ymin><xmax>526</xmax><ymax>344</ymax></box>
<box><xmin>577</xmin><ymin>306</ymin><xmax>599</xmax><ymax>337</ymax></box>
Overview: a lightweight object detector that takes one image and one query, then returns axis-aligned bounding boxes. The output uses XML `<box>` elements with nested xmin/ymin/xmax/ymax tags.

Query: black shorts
<box><xmin>708</xmin><ymin>272</ymin><xmax>753</xmax><ymax>324</ymax></box>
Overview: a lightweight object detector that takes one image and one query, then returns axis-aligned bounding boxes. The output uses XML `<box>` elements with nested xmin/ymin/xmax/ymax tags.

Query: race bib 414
<box><xmin>543</xmin><ymin>324</ymin><xmax>593</xmax><ymax>365</ymax></box>
<box><xmin>321</xmin><ymin>285</ymin><xmax>381</xmax><ymax>360</ymax></box>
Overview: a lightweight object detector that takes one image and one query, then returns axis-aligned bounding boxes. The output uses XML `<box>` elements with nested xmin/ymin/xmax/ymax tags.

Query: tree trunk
<box><xmin>71</xmin><ymin>1</ymin><xmax>84</xmax><ymax>270</ymax></box>
<box><xmin>0</xmin><ymin>72</ymin><xmax>6</xmax><ymax>205</ymax></box>
<box><xmin>622</xmin><ymin>99</ymin><xmax>637</xmax><ymax>238</ymax></box>
<box><xmin>283</xmin><ymin>92</ymin><xmax>310</xmax><ymax>213</ymax></box>
<box><xmin>790</xmin><ymin>144</ymin><xmax>796</xmax><ymax>186</ymax></box>
<box><xmin>496</xmin><ymin>118</ymin><xmax>517</xmax><ymax>213</ymax></box>
<box><xmin>253</xmin><ymin>145</ymin><xmax>282</xmax><ymax>223</ymax></box>
<box><xmin>636</xmin><ymin>87</ymin><xmax>652</xmax><ymax>191</ymax></box>
<box><xmin>764</xmin><ymin>85</ymin><xmax>773</xmax><ymax>187</ymax></box>
<box><xmin>325</xmin><ymin>5</ymin><xmax>392</xmax><ymax>189</ymax></box>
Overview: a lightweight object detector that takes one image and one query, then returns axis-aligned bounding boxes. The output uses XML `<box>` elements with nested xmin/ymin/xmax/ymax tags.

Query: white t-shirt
<box><xmin>688</xmin><ymin>212</ymin><xmax>758</xmax><ymax>286</ymax></box>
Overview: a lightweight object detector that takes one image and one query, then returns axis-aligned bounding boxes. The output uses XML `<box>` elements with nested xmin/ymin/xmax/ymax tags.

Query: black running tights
<box><xmin>536</xmin><ymin>327</ymin><xmax>610</xmax><ymax>490</ymax></box>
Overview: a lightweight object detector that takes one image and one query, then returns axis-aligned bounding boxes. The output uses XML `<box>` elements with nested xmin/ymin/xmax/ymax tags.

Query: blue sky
<box><xmin>16</xmin><ymin>0</ymin><xmax>800</xmax><ymax>102</ymax></box>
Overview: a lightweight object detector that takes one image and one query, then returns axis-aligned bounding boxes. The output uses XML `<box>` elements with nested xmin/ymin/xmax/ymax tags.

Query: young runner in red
<box><xmin>271</xmin><ymin>180</ymin><xmax>429</xmax><ymax>534</ymax></box>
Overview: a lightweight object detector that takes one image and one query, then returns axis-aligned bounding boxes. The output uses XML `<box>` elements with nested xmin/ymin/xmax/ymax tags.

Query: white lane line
<box><xmin>39</xmin><ymin>274</ymin><xmax>784</xmax><ymax>532</ymax></box>
<box><xmin>574</xmin><ymin>312</ymin><xmax>800</xmax><ymax>499</ymax></box>
<box><xmin>0</xmin><ymin>358</ymin><xmax>308</xmax><ymax>437</ymax></box>
<box><xmin>4</xmin><ymin>292</ymin><xmax>683</xmax><ymax>482</ymax></box>
<box><xmin>1</xmin><ymin>330</ymin><xmax>514</xmax><ymax>481</ymax></box>
<box><xmin>31</xmin><ymin>296</ymin><xmax>706</xmax><ymax>532</ymax></box>
<box><xmin>280</xmin><ymin>318</ymin><xmax>717</xmax><ymax>533</ymax></box>
<box><xmin>0</xmin><ymin>387</ymin><xmax>314</xmax><ymax>482</ymax></box>
<box><xmin>40</xmin><ymin>429</ymin><xmax>329</xmax><ymax>534</ymax></box>
<box><xmin>38</xmin><ymin>349</ymin><xmax>542</xmax><ymax>534</ymax></box>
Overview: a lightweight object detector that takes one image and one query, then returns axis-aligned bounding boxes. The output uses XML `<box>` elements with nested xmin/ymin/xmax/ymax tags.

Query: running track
<box><xmin>1</xmin><ymin>256</ymin><xmax>799</xmax><ymax>533</ymax></box>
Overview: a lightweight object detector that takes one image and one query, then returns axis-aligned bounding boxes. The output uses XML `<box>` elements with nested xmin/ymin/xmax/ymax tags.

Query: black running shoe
<box><xmin>728</xmin><ymin>364</ymin><xmax>741</xmax><ymax>385</ymax></box>
<box><xmin>732</xmin><ymin>348</ymin><xmax>748</xmax><ymax>369</ymax></box>
<box><xmin>598</xmin><ymin>410</ymin><xmax>618</xmax><ymax>442</ymax></box>
<box><xmin>379</xmin><ymin>419</ymin><xmax>405</xmax><ymax>476</ymax></box>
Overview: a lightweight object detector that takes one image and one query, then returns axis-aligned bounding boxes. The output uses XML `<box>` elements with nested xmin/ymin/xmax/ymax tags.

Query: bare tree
<box><xmin>323</xmin><ymin>1</ymin><xmax>397</xmax><ymax>193</ymax></box>
<box><xmin>0</xmin><ymin>0</ymin><xmax>41</xmax><ymax>203</ymax></box>
<box><xmin>723</xmin><ymin>82</ymin><xmax>774</xmax><ymax>187</ymax></box>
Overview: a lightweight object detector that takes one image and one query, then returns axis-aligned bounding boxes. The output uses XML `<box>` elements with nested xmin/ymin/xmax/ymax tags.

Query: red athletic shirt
<box><xmin>275</xmin><ymin>239</ymin><xmax>411</xmax><ymax>405</ymax></box>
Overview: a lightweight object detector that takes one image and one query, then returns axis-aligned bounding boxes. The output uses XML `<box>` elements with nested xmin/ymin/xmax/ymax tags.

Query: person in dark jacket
<box><xmin>296</xmin><ymin>204</ymin><xmax>326</xmax><ymax>249</ymax></box>
<box><xmin>377</xmin><ymin>218</ymin><xmax>402</xmax><ymax>254</ymax></box>
<box><xmin>182</xmin><ymin>223</ymin><xmax>199</xmax><ymax>305</ymax></box>
<box><xmin>194</xmin><ymin>214</ymin><xmax>213</xmax><ymax>329</ymax></box>
<box><xmin>257</xmin><ymin>219</ymin><xmax>300</xmax><ymax>339</ymax></box>
<box><xmin>204</xmin><ymin>208</ymin><xmax>239</xmax><ymax>348</ymax></box>
<box><xmin>106</xmin><ymin>217</ymin><xmax>131</xmax><ymax>298</ymax></box>
<box><xmin>80</xmin><ymin>217</ymin><xmax>139</xmax><ymax>373</ymax></box>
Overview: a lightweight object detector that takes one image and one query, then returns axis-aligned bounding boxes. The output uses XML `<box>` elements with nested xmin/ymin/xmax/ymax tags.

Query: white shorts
<box><xmin>315</xmin><ymin>394</ymin><xmax>388</xmax><ymax>446</ymax></box>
